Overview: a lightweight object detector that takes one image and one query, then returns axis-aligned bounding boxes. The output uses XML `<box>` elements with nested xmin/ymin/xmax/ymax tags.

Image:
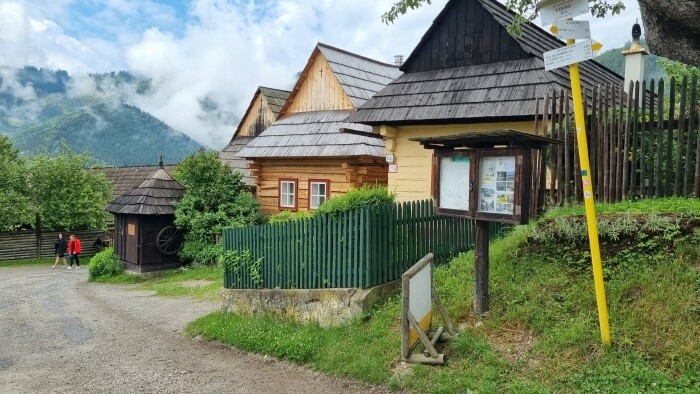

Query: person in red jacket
<box><xmin>66</xmin><ymin>234</ymin><xmax>82</xmax><ymax>269</ymax></box>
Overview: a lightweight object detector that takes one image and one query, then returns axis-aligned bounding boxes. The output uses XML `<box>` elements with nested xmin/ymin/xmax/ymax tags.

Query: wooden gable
<box><xmin>237</xmin><ymin>90</ymin><xmax>274</xmax><ymax>137</ymax></box>
<box><xmin>282</xmin><ymin>49</ymin><xmax>355</xmax><ymax>115</ymax></box>
<box><xmin>401</xmin><ymin>0</ymin><xmax>529</xmax><ymax>73</ymax></box>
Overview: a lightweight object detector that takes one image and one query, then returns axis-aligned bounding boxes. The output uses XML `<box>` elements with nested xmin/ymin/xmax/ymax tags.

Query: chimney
<box><xmin>394</xmin><ymin>55</ymin><xmax>404</xmax><ymax>67</ymax></box>
<box><xmin>621</xmin><ymin>20</ymin><xmax>647</xmax><ymax>96</ymax></box>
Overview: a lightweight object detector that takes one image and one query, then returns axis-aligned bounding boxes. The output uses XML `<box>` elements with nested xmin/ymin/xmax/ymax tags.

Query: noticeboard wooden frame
<box><xmin>432</xmin><ymin>148</ymin><xmax>532</xmax><ymax>225</ymax></box>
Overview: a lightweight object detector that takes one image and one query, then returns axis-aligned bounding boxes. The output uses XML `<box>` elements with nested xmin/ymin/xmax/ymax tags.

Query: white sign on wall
<box><xmin>552</xmin><ymin>20</ymin><xmax>591</xmax><ymax>40</ymax></box>
<box><xmin>539</xmin><ymin>0</ymin><xmax>590</xmax><ymax>26</ymax></box>
<box><xmin>543</xmin><ymin>39</ymin><xmax>594</xmax><ymax>71</ymax></box>
<box><xmin>389</xmin><ymin>164</ymin><xmax>398</xmax><ymax>173</ymax></box>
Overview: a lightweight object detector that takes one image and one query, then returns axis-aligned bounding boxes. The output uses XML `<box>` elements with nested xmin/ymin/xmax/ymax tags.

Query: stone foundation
<box><xmin>220</xmin><ymin>280</ymin><xmax>401</xmax><ymax>327</ymax></box>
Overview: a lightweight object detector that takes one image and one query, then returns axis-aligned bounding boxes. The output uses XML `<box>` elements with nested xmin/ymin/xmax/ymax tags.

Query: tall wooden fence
<box><xmin>222</xmin><ymin>200</ymin><xmax>508</xmax><ymax>289</ymax></box>
<box><xmin>533</xmin><ymin>75</ymin><xmax>699</xmax><ymax>205</ymax></box>
<box><xmin>0</xmin><ymin>229</ymin><xmax>107</xmax><ymax>262</ymax></box>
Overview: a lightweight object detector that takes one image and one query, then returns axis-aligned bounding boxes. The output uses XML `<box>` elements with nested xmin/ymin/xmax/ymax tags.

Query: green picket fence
<box><xmin>223</xmin><ymin>199</ymin><xmax>508</xmax><ymax>289</ymax></box>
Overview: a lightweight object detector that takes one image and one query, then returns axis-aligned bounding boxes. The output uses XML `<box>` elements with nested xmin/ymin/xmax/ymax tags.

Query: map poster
<box><xmin>478</xmin><ymin>156</ymin><xmax>516</xmax><ymax>215</ymax></box>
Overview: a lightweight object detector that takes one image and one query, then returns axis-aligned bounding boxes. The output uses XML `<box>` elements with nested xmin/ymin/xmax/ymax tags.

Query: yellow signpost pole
<box><xmin>566</xmin><ymin>38</ymin><xmax>611</xmax><ymax>346</ymax></box>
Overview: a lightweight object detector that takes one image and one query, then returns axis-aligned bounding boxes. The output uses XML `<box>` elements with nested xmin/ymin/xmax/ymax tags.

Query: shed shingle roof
<box><xmin>96</xmin><ymin>165</ymin><xmax>177</xmax><ymax>201</ymax></box>
<box><xmin>105</xmin><ymin>169</ymin><xmax>185</xmax><ymax>215</ymax></box>
<box><xmin>346</xmin><ymin>0</ymin><xmax>623</xmax><ymax>126</ymax></box>
<box><xmin>237</xmin><ymin>110</ymin><xmax>383</xmax><ymax>158</ymax></box>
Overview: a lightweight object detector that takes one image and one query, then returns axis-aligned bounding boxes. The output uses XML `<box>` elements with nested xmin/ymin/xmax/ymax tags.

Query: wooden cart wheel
<box><xmin>156</xmin><ymin>226</ymin><xmax>183</xmax><ymax>256</ymax></box>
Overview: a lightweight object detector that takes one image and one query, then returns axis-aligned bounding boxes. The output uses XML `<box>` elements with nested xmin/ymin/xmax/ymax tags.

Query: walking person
<box><xmin>53</xmin><ymin>233</ymin><xmax>68</xmax><ymax>269</ymax></box>
<box><xmin>66</xmin><ymin>234</ymin><xmax>82</xmax><ymax>270</ymax></box>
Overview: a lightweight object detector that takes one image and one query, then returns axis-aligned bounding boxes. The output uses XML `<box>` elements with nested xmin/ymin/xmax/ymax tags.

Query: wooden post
<box><xmin>474</xmin><ymin>220</ymin><xmax>489</xmax><ymax>315</ymax></box>
<box><xmin>35</xmin><ymin>214</ymin><xmax>41</xmax><ymax>259</ymax></box>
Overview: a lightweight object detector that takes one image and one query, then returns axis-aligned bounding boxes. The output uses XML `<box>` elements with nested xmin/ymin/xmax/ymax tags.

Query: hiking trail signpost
<box><xmin>538</xmin><ymin>0</ymin><xmax>612</xmax><ymax>346</ymax></box>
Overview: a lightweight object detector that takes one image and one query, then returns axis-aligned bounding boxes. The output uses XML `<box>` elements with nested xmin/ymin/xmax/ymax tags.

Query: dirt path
<box><xmin>0</xmin><ymin>265</ymin><xmax>389</xmax><ymax>393</ymax></box>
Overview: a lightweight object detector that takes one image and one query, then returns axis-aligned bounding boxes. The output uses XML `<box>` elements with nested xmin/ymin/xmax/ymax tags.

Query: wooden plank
<box><xmin>666</xmin><ymin>78</ymin><xmax>676</xmax><ymax>196</ymax></box>
<box><xmin>614</xmin><ymin>82</ymin><xmax>624</xmax><ymax>201</ymax></box>
<box><xmin>549</xmin><ymin>90</ymin><xmax>558</xmax><ymax>204</ymax></box>
<box><xmin>603</xmin><ymin>83</ymin><xmax>611</xmax><ymax>202</ymax></box>
<box><xmin>655</xmin><ymin>79</ymin><xmax>664</xmax><ymax>198</ymax></box>
<box><xmin>675</xmin><ymin>76</ymin><xmax>688</xmax><ymax>196</ymax></box>
<box><xmin>687</xmin><ymin>75</ymin><xmax>699</xmax><ymax>196</ymax></box>
<box><xmin>631</xmin><ymin>81</ymin><xmax>640</xmax><ymax>197</ymax></box>
<box><xmin>647</xmin><ymin>80</ymin><xmax>656</xmax><ymax>197</ymax></box>
<box><xmin>564</xmin><ymin>90</ymin><xmax>572</xmax><ymax>204</ymax></box>
<box><xmin>556</xmin><ymin>91</ymin><xmax>565</xmax><ymax>205</ymax></box>
<box><xmin>622</xmin><ymin>80</ymin><xmax>633</xmax><ymax>198</ymax></box>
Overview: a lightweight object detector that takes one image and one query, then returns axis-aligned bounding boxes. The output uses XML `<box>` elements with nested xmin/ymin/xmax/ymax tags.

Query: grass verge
<box><xmin>91</xmin><ymin>265</ymin><xmax>224</xmax><ymax>300</ymax></box>
<box><xmin>187</xmin><ymin>198</ymin><xmax>700</xmax><ymax>393</ymax></box>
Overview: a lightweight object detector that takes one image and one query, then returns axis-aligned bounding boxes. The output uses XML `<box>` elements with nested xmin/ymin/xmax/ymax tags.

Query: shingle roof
<box><xmin>237</xmin><ymin>110</ymin><xmax>383</xmax><ymax>158</ymax></box>
<box><xmin>218</xmin><ymin>136</ymin><xmax>256</xmax><ymax>186</ymax></box>
<box><xmin>317</xmin><ymin>43</ymin><xmax>403</xmax><ymax>108</ymax></box>
<box><xmin>260</xmin><ymin>87</ymin><xmax>291</xmax><ymax>117</ymax></box>
<box><xmin>105</xmin><ymin>169</ymin><xmax>185</xmax><ymax>215</ymax></box>
<box><xmin>96</xmin><ymin>165</ymin><xmax>178</xmax><ymax>201</ymax></box>
<box><xmin>346</xmin><ymin>0</ymin><xmax>623</xmax><ymax>126</ymax></box>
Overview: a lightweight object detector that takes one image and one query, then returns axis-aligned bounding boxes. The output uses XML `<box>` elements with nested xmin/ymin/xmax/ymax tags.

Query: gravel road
<box><xmin>0</xmin><ymin>265</ymin><xmax>389</xmax><ymax>393</ymax></box>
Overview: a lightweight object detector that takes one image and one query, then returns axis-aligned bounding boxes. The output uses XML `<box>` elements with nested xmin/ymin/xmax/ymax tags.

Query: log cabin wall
<box><xmin>285</xmin><ymin>53</ymin><xmax>355</xmax><ymax>114</ymax></box>
<box><xmin>251</xmin><ymin>157</ymin><xmax>388</xmax><ymax>213</ymax></box>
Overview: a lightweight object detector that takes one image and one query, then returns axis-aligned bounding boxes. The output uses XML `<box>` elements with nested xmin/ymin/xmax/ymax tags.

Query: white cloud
<box><xmin>1</xmin><ymin>0</ymin><xmax>643</xmax><ymax>150</ymax></box>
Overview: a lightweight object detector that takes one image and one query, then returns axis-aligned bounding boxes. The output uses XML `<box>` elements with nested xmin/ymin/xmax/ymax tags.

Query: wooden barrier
<box><xmin>0</xmin><ymin>229</ymin><xmax>107</xmax><ymax>262</ymax></box>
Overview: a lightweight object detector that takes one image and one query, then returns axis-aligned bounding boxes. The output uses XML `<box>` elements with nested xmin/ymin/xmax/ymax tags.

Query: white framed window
<box><xmin>308</xmin><ymin>180</ymin><xmax>330</xmax><ymax>209</ymax></box>
<box><xmin>279</xmin><ymin>179</ymin><xmax>297</xmax><ymax>210</ymax></box>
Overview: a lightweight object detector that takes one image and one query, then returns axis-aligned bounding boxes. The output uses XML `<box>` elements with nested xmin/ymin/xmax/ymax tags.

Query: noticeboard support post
<box><xmin>474</xmin><ymin>220</ymin><xmax>490</xmax><ymax>315</ymax></box>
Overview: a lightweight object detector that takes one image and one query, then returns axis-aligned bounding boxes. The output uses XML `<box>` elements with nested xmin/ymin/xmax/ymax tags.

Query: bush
<box><xmin>313</xmin><ymin>185</ymin><xmax>395</xmax><ymax>217</ymax></box>
<box><xmin>267</xmin><ymin>210</ymin><xmax>312</xmax><ymax>224</ymax></box>
<box><xmin>179</xmin><ymin>240</ymin><xmax>223</xmax><ymax>266</ymax></box>
<box><xmin>88</xmin><ymin>248</ymin><xmax>123</xmax><ymax>280</ymax></box>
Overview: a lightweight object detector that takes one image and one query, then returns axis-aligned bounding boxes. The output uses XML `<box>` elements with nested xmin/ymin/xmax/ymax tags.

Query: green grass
<box><xmin>186</xmin><ymin>199</ymin><xmax>700</xmax><ymax>393</ymax></box>
<box><xmin>91</xmin><ymin>265</ymin><xmax>224</xmax><ymax>300</ymax></box>
<box><xmin>543</xmin><ymin>197</ymin><xmax>700</xmax><ymax>218</ymax></box>
<box><xmin>0</xmin><ymin>258</ymin><xmax>54</xmax><ymax>268</ymax></box>
<box><xmin>0</xmin><ymin>257</ymin><xmax>92</xmax><ymax>268</ymax></box>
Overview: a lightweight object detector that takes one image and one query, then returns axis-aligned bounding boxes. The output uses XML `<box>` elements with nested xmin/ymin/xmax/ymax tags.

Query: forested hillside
<box><xmin>594</xmin><ymin>40</ymin><xmax>667</xmax><ymax>82</ymax></box>
<box><xmin>0</xmin><ymin>67</ymin><xmax>201</xmax><ymax>166</ymax></box>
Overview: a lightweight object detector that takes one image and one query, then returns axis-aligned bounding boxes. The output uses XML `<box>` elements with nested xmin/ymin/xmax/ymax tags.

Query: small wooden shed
<box><xmin>105</xmin><ymin>168</ymin><xmax>185</xmax><ymax>272</ymax></box>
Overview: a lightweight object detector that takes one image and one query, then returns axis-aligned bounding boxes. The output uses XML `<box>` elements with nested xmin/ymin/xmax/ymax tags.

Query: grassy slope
<box><xmin>186</xmin><ymin>198</ymin><xmax>700</xmax><ymax>392</ymax></box>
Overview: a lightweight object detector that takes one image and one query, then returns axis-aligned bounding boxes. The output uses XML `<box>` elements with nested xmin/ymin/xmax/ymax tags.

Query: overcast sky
<box><xmin>0</xmin><ymin>0</ymin><xmax>642</xmax><ymax>149</ymax></box>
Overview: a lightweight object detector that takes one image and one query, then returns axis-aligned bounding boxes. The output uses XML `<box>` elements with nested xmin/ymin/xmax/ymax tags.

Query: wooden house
<box><xmin>219</xmin><ymin>87</ymin><xmax>290</xmax><ymax>188</ymax></box>
<box><xmin>345</xmin><ymin>0</ymin><xmax>623</xmax><ymax>202</ymax></box>
<box><xmin>105</xmin><ymin>168</ymin><xmax>185</xmax><ymax>272</ymax></box>
<box><xmin>238</xmin><ymin>43</ymin><xmax>402</xmax><ymax>213</ymax></box>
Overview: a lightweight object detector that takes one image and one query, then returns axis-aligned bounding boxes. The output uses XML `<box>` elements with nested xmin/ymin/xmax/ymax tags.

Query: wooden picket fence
<box><xmin>222</xmin><ymin>200</ymin><xmax>508</xmax><ymax>289</ymax></box>
<box><xmin>533</xmin><ymin>75</ymin><xmax>699</xmax><ymax>206</ymax></box>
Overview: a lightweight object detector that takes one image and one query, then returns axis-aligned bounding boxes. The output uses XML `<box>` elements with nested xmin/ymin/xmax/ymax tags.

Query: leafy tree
<box><xmin>28</xmin><ymin>149</ymin><xmax>111</xmax><ymax>230</ymax></box>
<box><xmin>0</xmin><ymin>136</ymin><xmax>33</xmax><ymax>231</ymax></box>
<box><xmin>381</xmin><ymin>0</ymin><xmax>699</xmax><ymax>66</ymax></box>
<box><xmin>173</xmin><ymin>150</ymin><xmax>264</xmax><ymax>263</ymax></box>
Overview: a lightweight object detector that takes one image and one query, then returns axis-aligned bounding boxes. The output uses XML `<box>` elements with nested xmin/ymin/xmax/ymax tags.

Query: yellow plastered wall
<box><xmin>286</xmin><ymin>53</ymin><xmax>354</xmax><ymax>114</ymax></box>
<box><xmin>388</xmin><ymin>121</ymin><xmax>535</xmax><ymax>202</ymax></box>
<box><xmin>238</xmin><ymin>93</ymin><xmax>275</xmax><ymax>137</ymax></box>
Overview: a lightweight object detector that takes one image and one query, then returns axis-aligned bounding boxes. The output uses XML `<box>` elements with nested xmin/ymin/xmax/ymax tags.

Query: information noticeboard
<box><xmin>433</xmin><ymin>148</ymin><xmax>531</xmax><ymax>224</ymax></box>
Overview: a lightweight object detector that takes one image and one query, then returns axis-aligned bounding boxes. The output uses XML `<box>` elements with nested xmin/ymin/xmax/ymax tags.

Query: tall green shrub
<box><xmin>313</xmin><ymin>185</ymin><xmax>395</xmax><ymax>217</ymax></box>
<box><xmin>0</xmin><ymin>136</ymin><xmax>33</xmax><ymax>230</ymax></box>
<box><xmin>173</xmin><ymin>150</ymin><xmax>265</xmax><ymax>264</ymax></box>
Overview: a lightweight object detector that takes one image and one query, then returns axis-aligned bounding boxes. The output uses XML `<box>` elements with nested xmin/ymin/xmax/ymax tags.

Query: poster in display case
<box><xmin>434</xmin><ymin>151</ymin><xmax>471</xmax><ymax>216</ymax></box>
